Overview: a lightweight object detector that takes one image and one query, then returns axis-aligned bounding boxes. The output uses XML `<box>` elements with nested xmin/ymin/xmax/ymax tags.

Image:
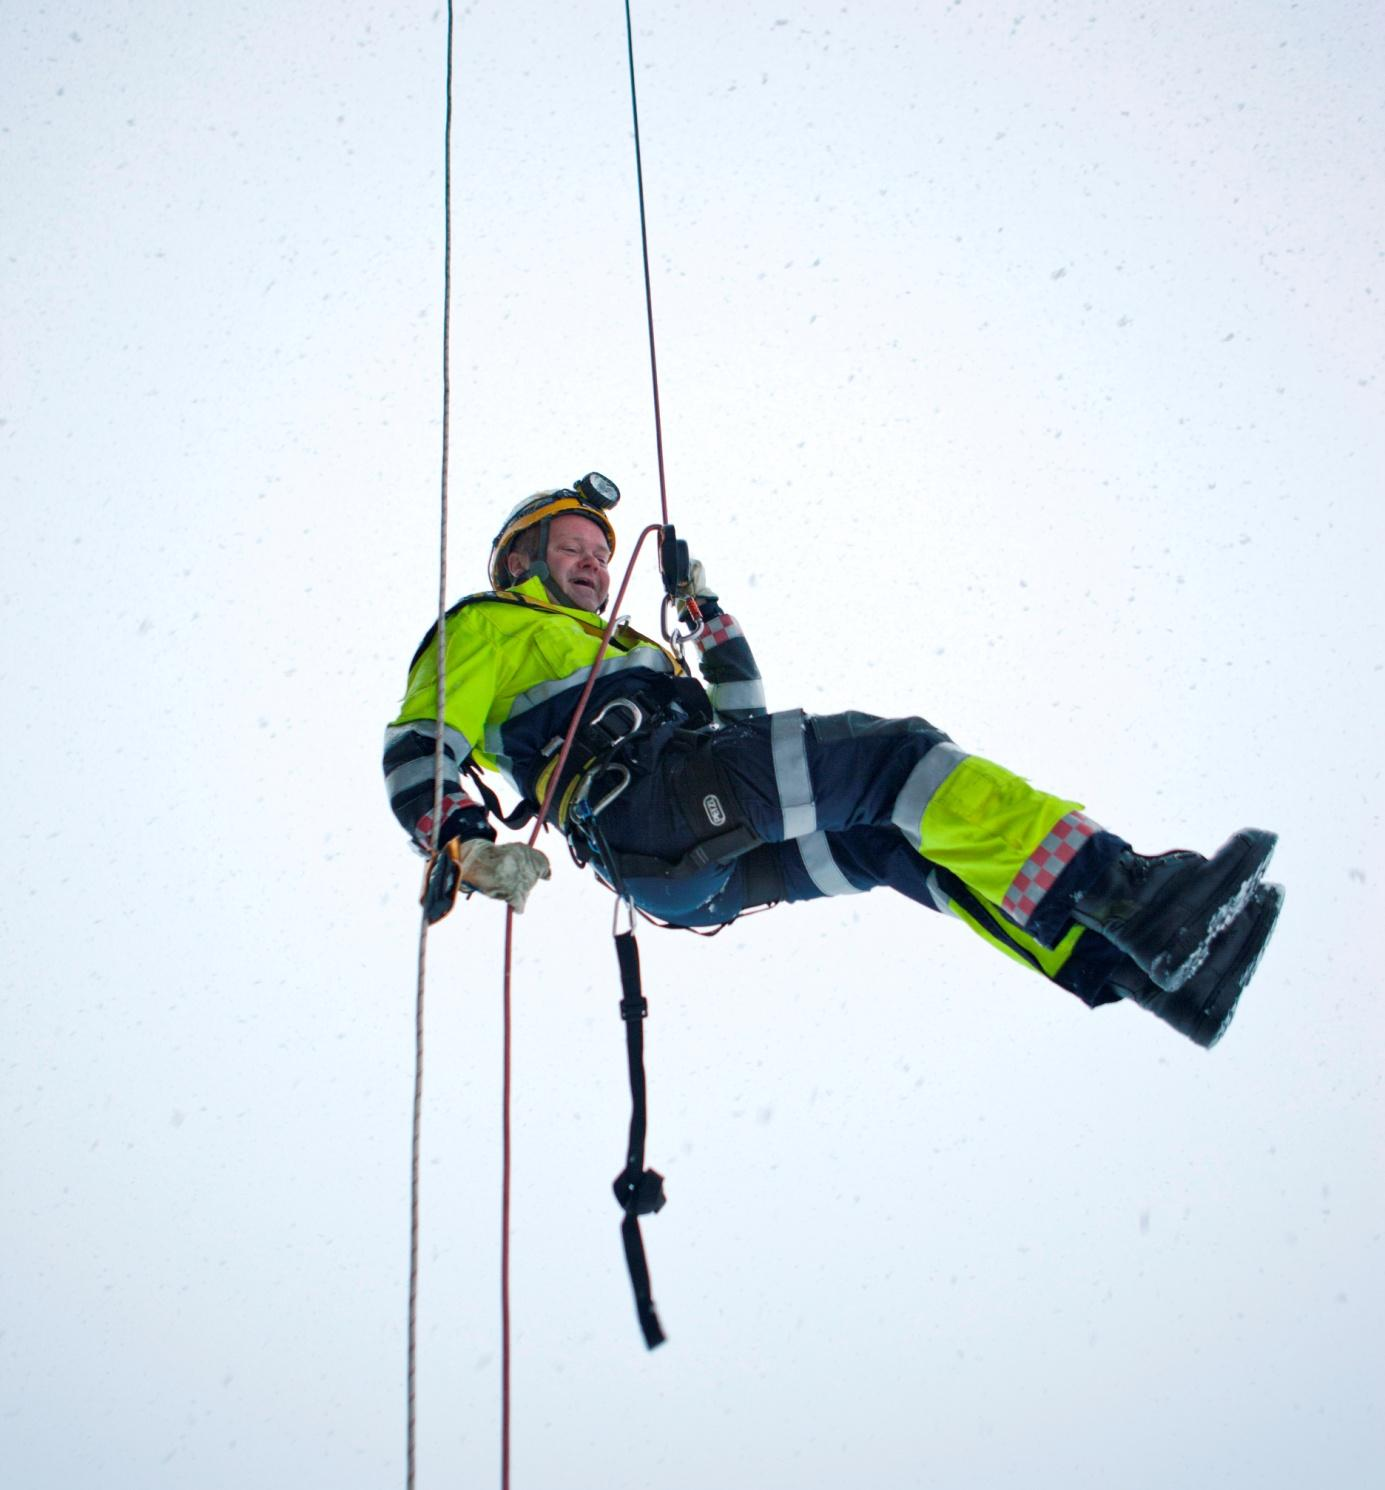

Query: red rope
<box><xmin>499</xmin><ymin>522</ymin><xmax>663</xmax><ymax>1487</ymax></box>
<box><xmin>415</xmin><ymin>5</ymin><xmax>677</xmax><ymax>1486</ymax></box>
<box><xmin>623</xmin><ymin>0</ymin><xmax>670</xmax><ymax>527</ymax></box>
<box><xmin>526</xmin><ymin>525</ymin><xmax>663</xmax><ymax>844</ymax></box>
<box><xmin>499</xmin><ymin>9</ymin><xmax>677</xmax><ymax>1483</ymax></box>
<box><xmin>500</xmin><ymin>906</ymin><xmax>514</xmax><ymax>1490</ymax></box>
<box><xmin>498</xmin><ymin>9</ymin><xmax>676</xmax><ymax>1466</ymax></box>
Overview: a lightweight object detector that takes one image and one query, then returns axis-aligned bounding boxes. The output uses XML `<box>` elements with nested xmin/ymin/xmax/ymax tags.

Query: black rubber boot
<box><xmin>1071</xmin><ymin>827</ymin><xmax>1277</xmax><ymax>991</ymax></box>
<box><xmin>1103</xmin><ymin>881</ymin><xmax>1284</xmax><ymax>1047</ymax></box>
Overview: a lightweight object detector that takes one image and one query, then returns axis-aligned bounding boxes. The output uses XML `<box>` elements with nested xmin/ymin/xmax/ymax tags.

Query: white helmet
<box><xmin>488</xmin><ymin>472</ymin><xmax>619</xmax><ymax>591</ymax></box>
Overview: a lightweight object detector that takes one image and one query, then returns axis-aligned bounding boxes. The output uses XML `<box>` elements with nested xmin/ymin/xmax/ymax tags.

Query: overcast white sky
<box><xmin>4</xmin><ymin>3</ymin><xmax>1383</xmax><ymax>1487</ymax></box>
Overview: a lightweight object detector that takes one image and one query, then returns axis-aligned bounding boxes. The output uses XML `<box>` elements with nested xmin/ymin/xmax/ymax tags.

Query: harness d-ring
<box><xmin>589</xmin><ymin>695</ymin><xmax>646</xmax><ymax>742</ymax></box>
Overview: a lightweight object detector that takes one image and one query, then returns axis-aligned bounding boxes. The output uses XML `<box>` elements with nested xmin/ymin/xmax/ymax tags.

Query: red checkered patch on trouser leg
<box><xmin>1001</xmin><ymin>811</ymin><xmax>1099</xmax><ymax>927</ymax></box>
<box><xmin>696</xmin><ymin>612</ymin><xmax>743</xmax><ymax>651</ymax></box>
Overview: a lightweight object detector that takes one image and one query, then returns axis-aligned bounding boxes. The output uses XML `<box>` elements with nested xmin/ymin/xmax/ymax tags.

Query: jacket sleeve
<box><xmin>383</xmin><ymin>611</ymin><xmax>500</xmax><ymax>853</ymax></box>
<box><xmin>687</xmin><ymin>598</ymin><xmax>766</xmax><ymax>721</ymax></box>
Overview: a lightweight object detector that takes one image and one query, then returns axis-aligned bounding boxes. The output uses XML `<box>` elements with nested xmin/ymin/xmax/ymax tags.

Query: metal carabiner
<box><xmin>570</xmin><ymin>752</ymin><xmax>633</xmax><ymax>820</ymax></box>
<box><xmin>586</xmin><ymin>763</ymin><xmax>631</xmax><ymax>817</ymax></box>
<box><xmin>660</xmin><ymin>594</ymin><xmax>703</xmax><ymax>663</ymax></box>
<box><xmin>612</xmin><ymin>891</ymin><xmax>636</xmax><ymax>938</ymax></box>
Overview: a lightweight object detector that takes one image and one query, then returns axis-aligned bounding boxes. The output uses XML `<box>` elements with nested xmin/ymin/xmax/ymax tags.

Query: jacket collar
<box><xmin>509</xmin><ymin>572</ymin><xmax>603</xmax><ymax>621</ymax></box>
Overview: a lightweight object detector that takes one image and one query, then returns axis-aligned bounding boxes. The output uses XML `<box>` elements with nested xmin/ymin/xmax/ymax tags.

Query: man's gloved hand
<box><xmin>422</xmin><ymin>837</ymin><xmax>551</xmax><ymax>922</ymax></box>
<box><xmin>456</xmin><ymin>838</ymin><xmax>551</xmax><ymax>911</ymax></box>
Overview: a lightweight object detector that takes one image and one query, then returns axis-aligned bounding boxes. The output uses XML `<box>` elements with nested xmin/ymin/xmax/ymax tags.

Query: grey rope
<box><xmin>409</xmin><ymin>1</ymin><xmax>455</xmax><ymax>1486</ymax></box>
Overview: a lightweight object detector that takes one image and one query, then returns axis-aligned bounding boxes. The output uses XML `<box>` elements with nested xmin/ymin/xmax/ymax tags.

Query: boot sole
<box><xmin>1196</xmin><ymin>881</ymin><xmax>1285</xmax><ymax>1048</ymax></box>
<box><xmin>1148</xmin><ymin>828</ymin><xmax>1277</xmax><ymax>991</ymax></box>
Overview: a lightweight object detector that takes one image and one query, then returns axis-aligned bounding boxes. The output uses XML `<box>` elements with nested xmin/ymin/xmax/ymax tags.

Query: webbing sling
<box><xmin>612</xmin><ymin>928</ymin><xmax>667</xmax><ymax>1348</ymax></box>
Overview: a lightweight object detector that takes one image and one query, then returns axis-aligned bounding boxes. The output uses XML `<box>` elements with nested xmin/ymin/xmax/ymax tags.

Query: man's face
<box><xmin>514</xmin><ymin>511</ymin><xmax>611</xmax><ymax>611</ymax></box>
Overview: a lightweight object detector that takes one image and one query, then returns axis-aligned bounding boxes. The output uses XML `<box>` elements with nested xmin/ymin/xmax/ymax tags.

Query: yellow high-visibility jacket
<box><xmin>383</xmin><ymin>575</ymin><xmax>764</xmax><ymax>851</ymax></box>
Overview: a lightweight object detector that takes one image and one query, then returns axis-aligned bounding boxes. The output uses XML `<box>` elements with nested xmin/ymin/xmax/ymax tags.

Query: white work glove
<box><xmin>676</xmin><ymin>558</ymin><xmax>718</xmax><ymax>616</ymax></box>
<box><xmin>454</xmin><ymin>838</ymin><xmax>551</xmax><ymax>913</ymax></box>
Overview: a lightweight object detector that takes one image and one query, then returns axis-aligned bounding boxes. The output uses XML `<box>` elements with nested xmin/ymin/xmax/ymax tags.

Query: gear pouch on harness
<box><xmin>574</xmin><ymin>726</ymin><xmax>762</xmax><ymax>920</ymax></box>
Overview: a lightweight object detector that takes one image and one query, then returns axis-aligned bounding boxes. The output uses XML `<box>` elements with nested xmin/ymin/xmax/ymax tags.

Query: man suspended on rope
<box><xmin>383</xmin><ymin>474</ymin><xmax>1283</xmax><ymax>1049</ymax></box>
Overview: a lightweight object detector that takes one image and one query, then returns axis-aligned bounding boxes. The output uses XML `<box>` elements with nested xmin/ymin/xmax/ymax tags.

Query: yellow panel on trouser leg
<box><xmin>948</xmin><ymin>895</ymin><xmax>1088</xmax><ymax>980</ymax></box>
<box><xmin>916</xmin><ymin>755</ymin><xmax>1083</xmax><ymax>908</ymax></box>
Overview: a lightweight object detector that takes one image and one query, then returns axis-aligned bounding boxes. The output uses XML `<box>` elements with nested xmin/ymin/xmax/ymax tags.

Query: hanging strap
<box><xmin>462</xmin><ymin>759</ymin><xmax>538</xmax><ymax>832</ymax></box>
<box><xmin>611</xmin><ymin>928</ymin><xmax>667</xmax><ymax>1349</ymax></box>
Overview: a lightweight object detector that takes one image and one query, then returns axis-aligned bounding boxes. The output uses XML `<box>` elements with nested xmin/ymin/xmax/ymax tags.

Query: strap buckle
<box><xmin>613</xmin><ymin>1163</ymin><xmax>666</xmax><ymax>1217</ymax></box>
<box><xmin>587</xmin><ymin>695</ymin><xmax>645</xmax><ymax>750</ymax></box>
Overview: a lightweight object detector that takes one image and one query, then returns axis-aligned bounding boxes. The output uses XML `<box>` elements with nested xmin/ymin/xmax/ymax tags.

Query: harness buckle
<box><xmin>613</xmin><ymin>1163</ymin><xmax>666</xmax><ymax>1216</ymax></box>
<box><xmin>587</xmin><ymin>695</ymin><xmax>645</xmax><ymax>748</ymax></box>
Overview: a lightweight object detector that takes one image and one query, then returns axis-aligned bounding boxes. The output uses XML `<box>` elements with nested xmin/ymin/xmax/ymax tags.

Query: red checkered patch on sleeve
<box><xmin>696</xmin><ymin>612</ymin><xmax>743</xmax><ymax>651</ymax></box>
<box><xmin>415</xmin><ymin>793</ymin><xmax>481</xmax><ymax>846</ymax></box>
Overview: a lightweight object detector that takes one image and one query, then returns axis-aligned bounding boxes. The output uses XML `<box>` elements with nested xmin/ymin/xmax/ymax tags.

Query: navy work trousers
<box><xmin>585</xmin><ymin>708</ymin><xmax>1125</xmax><ymax>1004</ymax></box>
